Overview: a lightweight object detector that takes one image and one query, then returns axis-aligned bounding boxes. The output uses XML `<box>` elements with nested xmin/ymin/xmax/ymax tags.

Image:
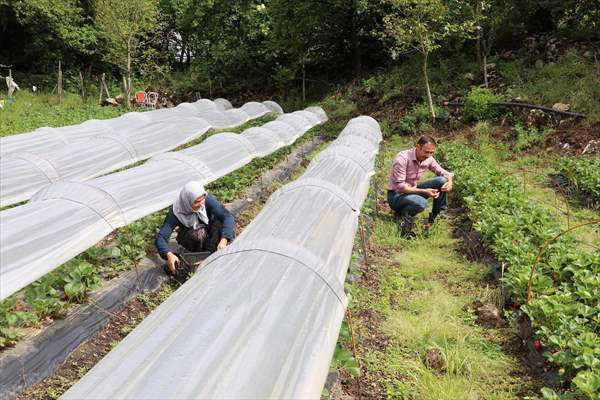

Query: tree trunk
<box><xmin>127</xmin><ymin>44</ymin><xmax>132</xmax><ymax>108</ymax></box>
<box><xmin>350</xmin><ymin>0</ymin><xmax>362</xmax><ymax>78</ymax></box>
<box><xmin>475</xmin><ymin>0</ymin><xmax>482</xmax><ymax>64</ymax></box>
<box><xmin>79</xmin><ymin>71</ymin><xmax>85</xmax><ymax>102</ymax></box>
<box><xmin>483</xmin><ymin>53</ymin><xmax>488</xmax><ymax>88</ymax></box>
<box><xmin>423</xmin><ymin>52</ymin><xmax>436</xmax><ymax>119</ymax></box>
<box><xmin>301</xmin><ymin>59</ymin><xmax>306</xmax><ymax>104</ymax></box>
<box><xmin>98</xmin><ymin>74</ymin><xmax>103</xmax><ymax>105</ymax></box>
<box><xmin>57</xmin><ymin>61</ymin><xmax>63</xmax><ymax>105</ymax></box>
<box><xmin>101</xmin><ymin>73</ymin><xmax>111</xmax><ymax>98</ymax></box>
<box><xmin>7</xmin><ymin>68</ymin><xmax>11</xmax><ymax>100</ymax></box>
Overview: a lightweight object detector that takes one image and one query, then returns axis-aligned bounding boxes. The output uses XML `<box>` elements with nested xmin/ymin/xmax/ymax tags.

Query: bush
<box><xmin>463</xmin><ymin>87</ymin><xmax>500</xmax><ymax>122</ymax></box>
<box><xmin>396</xmin><ymin>102</ymin><xmax>442</xmax><ymax>135</ymax></box>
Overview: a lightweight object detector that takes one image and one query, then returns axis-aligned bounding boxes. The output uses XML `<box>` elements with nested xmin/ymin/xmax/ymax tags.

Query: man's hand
<box><xmin>441</xmin><ymin>179</ymin><xmax>453</xmax><ymax>192</ymax></box>
<box><xmin>422</xmin><ymin>188</ymin><xmax>440</xmax><ymax>198</ymax></box>
<box><xmin>166</xmin><ymin>252</ymin><xmax>179</xmax><ymax>274</ymax></box>
<box><xmin>217</xmin><ymin>238</ymin><xmax>228</xmax><ymax>251</ymax></box>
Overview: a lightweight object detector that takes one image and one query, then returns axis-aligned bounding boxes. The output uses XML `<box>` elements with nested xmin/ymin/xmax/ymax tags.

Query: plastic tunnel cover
<box><xmin>203</xmin><ymin>236</ymin><xmax>347</xmax><ymax>305</ymax></box>
<box><xmin>3</xmin><ymin>152</ymin><xmax>61</xmax><ymax>183</ymax></box>
<box><xmin>60</xmin><ymin>115</ymin><xmax>378</xmax><ymax>400</ymax></box>
<box><xmin>203</xmin><ymin>132</ymin><xmax>257</xmax><ymax>157</ymax></box>
<box><xmin>262</xmin><ymin>100</ymin><xmax>284</xmax><ymax>114</ymax></box>
<box><xmin>214</xmin><ymin>98</ymin><xmax>233</xmax><ymax>110</ymax></box>
<box><xmin>310</xmin><ymin>146</ymin><xmax>375</xmax><ymax>176</ymax></box>
<box><xmin>339</xmin><ymin>122</ymin><xmax>382</xmax><ymax>145</ymax></box>
<box><xmin>31</xmin><ymin>181</ymin><xmax>127</xmax><ymax>230</ymax></box>
<box><xmin>0</xmin><ymin>106</ymin><xmax>325</xmax><ymax>300</ymax></box>
<box><xmin>148</xmin><ymin>152</ymin><xmax>214</xmax><ymax>183</ymax></box>
<box><xmin>268</xmin><ymin>177</ymin><xmax>359</xmax><ymax>212</ymax></box>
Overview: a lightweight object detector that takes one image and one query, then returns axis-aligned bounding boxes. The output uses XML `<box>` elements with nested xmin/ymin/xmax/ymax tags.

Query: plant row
<box><xmin>555</xmin><ymin>156</ymin><xmax>600</xmax><ymax>209</ymax></box>
<box><xmin>439</xmin><ymin>144</ymin><xmax>599</xmax><ymax>399</ymax></box>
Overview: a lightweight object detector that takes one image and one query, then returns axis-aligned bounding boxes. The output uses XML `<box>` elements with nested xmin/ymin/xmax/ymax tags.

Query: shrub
<box><xmin>463</xmin><ymin>87</ymin><xmax>500</xmax><ymax>122</ymax></box>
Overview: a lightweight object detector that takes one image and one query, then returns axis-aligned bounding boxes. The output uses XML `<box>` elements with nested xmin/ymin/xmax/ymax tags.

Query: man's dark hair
<box><xmin>416</xmin><ymin>135</ymin><xmax>437</xmax><ymax>146</ymax></box>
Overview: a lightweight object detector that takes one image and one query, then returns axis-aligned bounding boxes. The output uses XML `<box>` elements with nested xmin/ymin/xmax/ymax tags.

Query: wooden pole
<box><xmin>57</xmin><ymin>61</ymin><xmax>63</xmax><ymax>105</ymax></box>
<box><xmin>79</xmin><ymin>71</ymin><xmax>86</xmax><ymax>102</ymax></box>
<box><xmin>7</xmin><ymin>68</ymin><xmax>12</xmax><ymax>100</ymax></box>
<box><xmin>98</xmin><ymin>74</ymin><xmax>104</xmax><ymax>105</ymax></box>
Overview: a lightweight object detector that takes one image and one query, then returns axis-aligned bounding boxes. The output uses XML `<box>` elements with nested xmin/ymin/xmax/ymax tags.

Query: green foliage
<box><xmin>439</xmin><ymin>144</ymin><xmax>600</xmax><ymax>399</ymax></box>
<box><xmin>555</xmin><ymin>156</ymin><xmax>600</xmax><ymax>208</ymax></box>
<box><xmin>396</xmin><ymin>102</ymin><xmax>443</xmax><ymax>135</ymax></box>
<box><xmin>499</xmin><ymin>52</ymin><xmax>600</xmax><ymax>121</ymax></box>
<box><xmin>62</xmin><ymin>261</ymin><xmax>101</xmax><ymax>302</ymax></box>
<box><xmin>94</xmin><ymin>0</ymin><xmax>161</xmax><ymax>93</ymax></box>
<box><xmin>0</xmin><ymin>91</ymin><xmax>128</xmax><ymax>137</ymax></box>
<box><xmin>463</xmin><ymin>87</ymin><xmax>500</xmax><ymax>122</ymax></box>
<box><xmin>332</xmin><ymin>321</ymin><xmax>361</xmax><ymax>377</ymax></box>
<box><xmin>513</xmin><ymin>124</ymin><xmax>552</xmax><ymax>152</ymax></box>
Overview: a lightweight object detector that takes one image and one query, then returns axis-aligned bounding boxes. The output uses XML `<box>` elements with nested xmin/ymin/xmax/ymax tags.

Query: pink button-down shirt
<box><xmin>387</xmin><ymin>148</ymin><xmax>454</xmax><ymax>193</ymax></box>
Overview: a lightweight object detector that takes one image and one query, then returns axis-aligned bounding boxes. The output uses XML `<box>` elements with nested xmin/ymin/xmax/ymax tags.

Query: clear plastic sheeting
<box><xmin>61</xmin><ymin>116</ymin><xmax>381</xmax><ymax>400</ymax></box>
<box><xmin>0</xmin><ymin>99</ymin><xmax>279</xmax><ymax>157</ymax></box>
<box><xmin>0</xmin><ymin>100</ymin><xmax>281</xmax><ymax>207</ymax></box>
<box><xmin>0</xmin><ymin>107</ymin><xmax>327</xmax><ymax>300</ymax></box>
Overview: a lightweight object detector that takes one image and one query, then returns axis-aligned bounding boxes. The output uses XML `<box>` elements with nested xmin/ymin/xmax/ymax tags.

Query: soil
<box><xmin>544</xmin><ymin>121</ymin><xmax>600</xmax><ymax>156</ymax></box>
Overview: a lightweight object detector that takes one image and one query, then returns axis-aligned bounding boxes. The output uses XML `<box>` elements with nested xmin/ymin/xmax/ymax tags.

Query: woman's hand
<box><xmin>166</xmin><ymin>252</ymin><xmax>180</xmax><ymax>273</ymax></box>
<box><xmin>217</xmin><ymin>238</ymin><xmax>228</xmax><ymax>251</ymax></box>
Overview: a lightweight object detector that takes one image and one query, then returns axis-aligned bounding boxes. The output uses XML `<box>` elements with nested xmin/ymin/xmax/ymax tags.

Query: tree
<box><xmin>95</xmin><ymin>0</ymin><xmax>159</xmax><ymax>106</ymax></box>
<box><xmin>381</xmin><ymin>0</ymin><xmax>476</xmax><ymax>118</ymax></box>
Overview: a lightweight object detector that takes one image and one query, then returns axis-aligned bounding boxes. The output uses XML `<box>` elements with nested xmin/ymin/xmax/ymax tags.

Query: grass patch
<box><xmin>0</xmin><ymin>91</ymin><xmax>129</xmax><ymax>137</ymax></box>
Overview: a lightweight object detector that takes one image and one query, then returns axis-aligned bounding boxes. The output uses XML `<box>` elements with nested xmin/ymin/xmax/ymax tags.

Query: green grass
<box><xmin>0</xmin><ymin>90</ymin><xmax>129</xmax><ymax>137</ymax></box>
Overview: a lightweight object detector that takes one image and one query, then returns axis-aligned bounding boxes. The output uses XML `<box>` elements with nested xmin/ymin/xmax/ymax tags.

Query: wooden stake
<box><xmin>7</xmin><ymin>68</ymin><xmax>12</xmax><ymax>100</ymax></box>
<box><xmin>57</xmin><ymin>61</ymin><xmax>63</xmax><ymax>105</ymax></box>
<box><xmin>79</xmin><ymin>71</ymin><xmax>85</xmax><ymax>102</ymax></box>
<box><xmin>98</xmin><ymin>74</ymin><xmax>103</xmax><ymax>105</ymax></box>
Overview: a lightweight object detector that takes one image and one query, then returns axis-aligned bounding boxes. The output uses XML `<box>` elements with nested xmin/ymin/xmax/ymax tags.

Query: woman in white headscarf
<box><xmin>155</xmin><ymin>181</ymin><xmax>234</xmax><ymax>274</ymax></box>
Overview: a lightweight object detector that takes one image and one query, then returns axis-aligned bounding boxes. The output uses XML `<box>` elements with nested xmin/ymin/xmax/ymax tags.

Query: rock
<box><xmin>463</xmin><ymin>299</ymin><xmax>484</xmax><ymax>312</ymax></box>
<box><xmin>115</xmin><ymin>95</ymin><xmax>124</xmax><ymax>104</ymax></box>
<box><xmin>424</xmin><ymin>347</ymin><xmax>445</xmax><ymax>372</ymax></box>
<box><xmin>466</xmin><ymin>300</ymin><xmax>507</xmax><ymax>328</ymax></box>
<box><xmin>552</xmin><ymin>103</ymin><xmax>570</xmax><ymax>112</ymax></box>
<box><xmin>477</xmin><ymin>304</ymin><xmax>507</xmax><ymax>328</ymax></box>
<box><xmin>103</xmin><ymin>97</ymin><xmax>119</xmax><ymax>107</ymax></box>
<box><xmin>535</xmin><ymin>59</ymin><xmax>544</xmax><ymax>69</ymax></box>
<box><xmin>526</xmin><ymin>109</ymin><xmax>552</xmax><ymax>128</ymax></box>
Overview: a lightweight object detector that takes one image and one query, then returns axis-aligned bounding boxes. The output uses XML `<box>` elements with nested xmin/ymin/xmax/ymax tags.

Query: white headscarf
<box><xmin>173</xmin><ymin>181</ymin><xmax>209</xmax><ymax>229</ymax></box>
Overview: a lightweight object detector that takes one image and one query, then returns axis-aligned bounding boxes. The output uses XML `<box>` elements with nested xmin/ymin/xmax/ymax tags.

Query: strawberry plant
<box><xmin>555</xmin><ymin>156</ymin><xmax>600</xmax><ymax>209</ymax></box>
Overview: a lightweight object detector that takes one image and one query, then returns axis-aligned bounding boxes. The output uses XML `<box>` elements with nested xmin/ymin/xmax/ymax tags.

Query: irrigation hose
<box><xmin>442</xmin><ymin>101</ymin><xmax>587</xmax><ymax>118</ymax></box>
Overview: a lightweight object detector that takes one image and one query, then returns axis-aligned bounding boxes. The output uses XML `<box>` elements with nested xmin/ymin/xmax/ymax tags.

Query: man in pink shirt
<box><xmin>387</xmin><ymin>135</ymin><xmax>454</xmax><ymax>235</ymax></box>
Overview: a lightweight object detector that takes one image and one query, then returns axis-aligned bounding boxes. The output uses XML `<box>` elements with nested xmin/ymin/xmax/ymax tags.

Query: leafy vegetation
<box><xmin>555</xmin><ymin>156</ymin><xmax>600</xmax><ymax>209</ymax></box>
<box><xmin>463</xmin><ymin>87</ymin><xmax>500</xmax><ymax>122</ymax></box>
<box><xmin>439</xmin><ymin>143</ymin><xmax>599</xmax><ymax>399</ymax></box>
